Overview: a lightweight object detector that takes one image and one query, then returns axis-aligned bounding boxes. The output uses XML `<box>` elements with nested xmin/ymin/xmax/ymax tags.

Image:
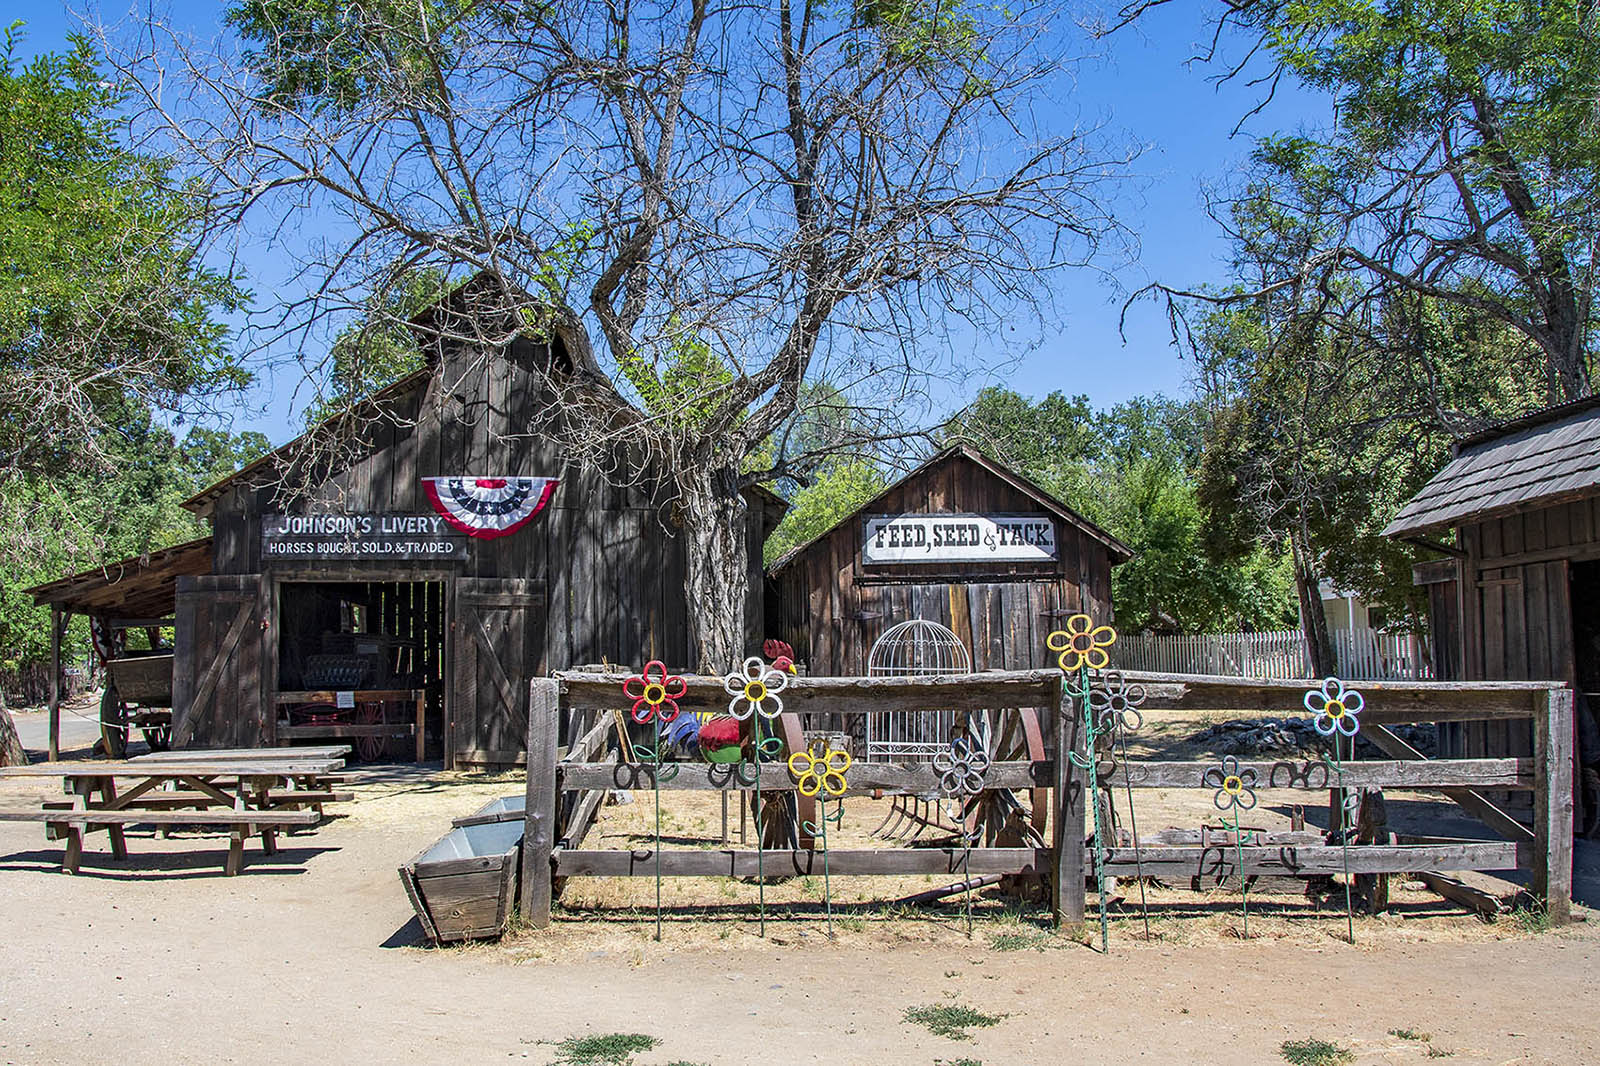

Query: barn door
<box><xmin>173</xmin><ymin>575</ymin><xmax>265</xmax><ymax>749</ymax></box>
<box><xmin>452</xmin><ymin>578</ymin><xmax>547</xmax><ymax>767</ymax></box>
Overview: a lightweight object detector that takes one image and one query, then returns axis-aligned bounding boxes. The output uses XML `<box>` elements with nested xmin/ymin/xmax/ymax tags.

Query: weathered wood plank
<box><xmin>1362</xmin><ymin>723</ymin><xmax>1535</xmax><ymax>843</ymax></box>
<box><xmin>554</xmin><ymin>670</ymin><xmax>1061</xmax><ymax>716</ymax></box>
<box><xmin>555</xmin><ymin>846</ymin><xmax>1051</xmax><ymax>878</ymax></box>
<box><xmin>1532</xmin><ymin>686</ymin><xmax>1575</xmax><ymax>923</ymax></box>
<box><xmin>1051</xmin><ymin>680</ymin><xmax>1085</xmax><ymax>926</ymax></box>
<box><xmin>553</xmin><ymin>757</ymin><xmax>1529</xmax><ymax>793</ymax></box>
<box><xmin>519</xmin><ymin>678</ymin><xmax>560</xmax><ymax>928</ymax></box>
<box><xmin>1118</xmin><ymin>669</ymin><xmax>1552</xmax><ymax>721</ymax></box>
<box><xmin>1100</xmin><ymin>842</ymin><xmax>1519</xmax><ymax>878</ymax></box>
<box><xmin>1108</xmin><ymin>758</ymin><xmax>1532</xmax><ymax>790</ymax></box>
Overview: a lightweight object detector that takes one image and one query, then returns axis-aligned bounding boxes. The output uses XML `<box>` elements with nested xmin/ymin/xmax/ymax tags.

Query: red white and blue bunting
<box><xmin>421</xmin><ymin>476</ymin><xmax>558</xmax><ymax>539</ymax></box>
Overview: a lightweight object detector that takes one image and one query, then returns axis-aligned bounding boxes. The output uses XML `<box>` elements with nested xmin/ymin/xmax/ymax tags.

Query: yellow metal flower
<box><xmin>787</xmin><ymin>738</ymin><xmax>852</xmax><ymax>798</ymax></box>
<box><xmin>1047</xmin><ymin>613</ymin><xmax>1116</xmax><ymax>672</ymax></box>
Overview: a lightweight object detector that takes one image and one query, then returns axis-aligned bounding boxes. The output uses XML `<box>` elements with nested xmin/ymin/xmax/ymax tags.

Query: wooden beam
<box><xmin>48</xmin><ymin>607</ymin><xmax>62</xmax><ymax>762</ymax></box>
<box><xmin>1051</xmin><ymin>679</ymin><xmax>1085</xmax><ymax>927</ymax></box>
<box><xmin>553</xmin><ymin>669</ymin><xmax>1061</xmax><ymax>716</ymax></box>
<box><xmin>557</xmin><ymin>760</ymin><xmax>1047</xmax><ymax>793</ymax></box>
<box><xmin>520</xmin><ymin>678</ymin><xmax>560</xmax><ymax>928</ymax></box>
<box><xmin>554</xmin><ymin>847</ymin><xmax>1051</xmax><ymax>878</ymax></box>
<box><xmin>1119</xmin><ymin>670</ymin><xmax>1551</xmax><ymax>722</ymax></box>
<box><xmin>1363</xmin><ymin>723</ymin><xmax>1535</xmax><ymax>844</ymax></box>
<box><xmin>548</xmin><ymin>842</ymin><xmax>1517</xmax><ymax>879</ymax></box>
<box><xmin>1107</xmin><ymin>758</ymin><xmax>1531</xmax><ymax>790</ymax></box>
<box><xmin>1532</xmin><ymin>687</ymin><xmax>1575</xmax><ymax>923</ymax></box>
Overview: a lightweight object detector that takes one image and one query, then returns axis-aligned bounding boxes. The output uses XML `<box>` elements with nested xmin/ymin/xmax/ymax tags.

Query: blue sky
<box><xmin>13</xmin><ymin>2</ymin><xmax>1332</xmax><ymax>445</ymax></box>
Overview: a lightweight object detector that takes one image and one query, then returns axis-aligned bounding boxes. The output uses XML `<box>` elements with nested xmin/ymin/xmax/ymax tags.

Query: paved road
<box><xmin>9</xmin><ymin>702</ymin><xmax>108</xmax><ymax>758</ymax></box>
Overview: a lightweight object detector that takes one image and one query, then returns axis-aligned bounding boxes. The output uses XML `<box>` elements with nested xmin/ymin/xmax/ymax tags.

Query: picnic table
<box><xmin>0</xmin><ymin>750</ymin><xmax>352</xmax><ymax>875</ymax></box>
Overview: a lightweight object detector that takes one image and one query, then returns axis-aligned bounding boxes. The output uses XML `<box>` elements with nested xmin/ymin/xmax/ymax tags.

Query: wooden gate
<box><xmin>173</xmin><ymin>575</ymin><xmax>266</xmax><ymax>749</ymax></box>
<box><xmin>451</xmin><ymin>577</ymin><xmax>546</xmax><ymax>768</ymax></box>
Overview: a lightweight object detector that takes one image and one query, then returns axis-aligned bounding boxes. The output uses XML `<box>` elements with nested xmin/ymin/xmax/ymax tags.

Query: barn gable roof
<box><xmin>1383</xmin><ymin>395</ymin><xmax>1600</xmax><ymax>539</ymax></box>
<box><xmin>766</xmin><ymin>443</ymin><xmax>1133</xmax><ymax>576</ymax></box>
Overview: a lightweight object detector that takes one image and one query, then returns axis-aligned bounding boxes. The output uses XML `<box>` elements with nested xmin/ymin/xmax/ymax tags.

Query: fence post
<box><xmin>1051</xmin><ymin>677</ymin><xmax>1086</xmax><ymax>926</ymax></box>
<box><xmin>1531</xmin><ymin>685</ymin><xmax>1574</xmax><ymax>924</ymax></box>
<box><xmin>520</xmin><ymin>677</ymin><xmax>561</xmax><ymax>927</ymax></box>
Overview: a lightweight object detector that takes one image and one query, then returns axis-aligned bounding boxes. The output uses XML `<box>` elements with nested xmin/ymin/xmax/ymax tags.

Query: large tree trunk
<box><xmin>0</xmin><ymin>690</ymin><xmax>26</xmax><ymax>767</ymax></box>
<box><xmin>678</xmin><ymin>464</ymin><xmax>750</xmax><ymax>674</ymax></box>
<box><xmin>1290</xmin><ymin>523</ymin><xmax>1338</xmax><ymax>678</ymax></box>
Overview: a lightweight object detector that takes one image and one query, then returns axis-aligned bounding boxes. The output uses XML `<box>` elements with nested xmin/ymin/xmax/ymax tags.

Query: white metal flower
<box><xmin>722</xmin><ymin>655</ymin><xmax>789</xmax><ymax>720</ymax></box>
<box><xmin>1303</xmin><ymin>677</ymin><xmax>1364</xmax><ymax>737</ymax></box>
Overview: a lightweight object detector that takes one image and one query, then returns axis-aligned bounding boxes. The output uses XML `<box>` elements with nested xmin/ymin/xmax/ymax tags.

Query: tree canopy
<box><xmin>0</xmin><ymin>26</ymin><xmax>248</xmax><ymax>475</ymax></box>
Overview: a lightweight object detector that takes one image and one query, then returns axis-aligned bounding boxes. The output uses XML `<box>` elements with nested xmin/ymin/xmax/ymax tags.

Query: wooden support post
<box><xmin>48</xmin><ymin>607</ymin><xmax>62</xmax><ymax>762</ymax></box>
<box><xmin>519</xmin><ymin>678</ymin><xmax>560</xmax><ymax>928</ymax></box>
<box><xmin>414</xmin><ymin>689</ymin><xmax>426</xmax><ymax>764</ymax></box>
<box><xmin>1051</xmin><ymin>679</ymin><xmax>1086</xmax><ymax>926</ymax></box>
<box><xmin>1532</xmin><ymin>686</ymin><xmax>1574</xmax><ymax>924</ymax></box>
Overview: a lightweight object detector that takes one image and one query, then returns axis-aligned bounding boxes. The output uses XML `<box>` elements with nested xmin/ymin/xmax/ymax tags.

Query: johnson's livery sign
<box><xmin>861</xmin><ymin>513</ymin><xmax>1058</xmax><ymax>564</ymax></box>
<box><xmin>262</xmin><ymin>513</ymin><xmax>468</xmax><ymax>561</ymax></box>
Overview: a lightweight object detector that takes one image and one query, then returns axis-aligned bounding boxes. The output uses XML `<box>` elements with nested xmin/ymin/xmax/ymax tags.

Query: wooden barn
<box><xmin>1385</xmin><ymin>395</ymin><xmax>1600</xmax><ymax>830</ymax></box>
<box><xmin>52</xmin><ymin>281</ymin><xmax>785</xmax><ymax>768</ymax></box>
<box><xmin>766</xmin><ymin>444</ymin><xmax>1132</xmax><ymax>677</ymax></box>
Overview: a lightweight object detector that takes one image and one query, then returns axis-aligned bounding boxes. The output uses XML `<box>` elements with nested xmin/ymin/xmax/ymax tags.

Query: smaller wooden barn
<box><xmin>1385</xmin><ymin>395</ymin><xmax>1600</xmax><ymax>830</ymax></box>
<box><xmin>767</xmin><ymin>444</ymin><xmax>1132</xmax><ymax>676</ymax></box>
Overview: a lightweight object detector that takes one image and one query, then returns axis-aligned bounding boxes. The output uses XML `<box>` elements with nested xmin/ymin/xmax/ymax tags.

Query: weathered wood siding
<box><xmin>182</xmin><ymin>334</ymin><xmax>777</xmax><ymax>763</ymax></box>
<box><xmin>1425</xmin><ymin>497</ymin><xmax>1594</xmax><ymax>817</ymax></box>
<box><xmin>769</xmin><ymin>451</ymin><xmax>1120</xmax><ymax>677</ymax></box>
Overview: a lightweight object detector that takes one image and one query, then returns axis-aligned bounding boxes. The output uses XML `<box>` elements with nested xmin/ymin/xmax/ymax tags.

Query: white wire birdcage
<box><xmin>866</xmin><ymin>619</ymin><xmax>976</xmax><ymax>760</ymax></box>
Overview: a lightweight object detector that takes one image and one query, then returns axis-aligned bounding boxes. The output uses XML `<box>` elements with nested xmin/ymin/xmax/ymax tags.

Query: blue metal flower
<box><xmin>1304</xmin><ymin>677</ymin><xmax>1364</xmax><ymax>737</ymax></box>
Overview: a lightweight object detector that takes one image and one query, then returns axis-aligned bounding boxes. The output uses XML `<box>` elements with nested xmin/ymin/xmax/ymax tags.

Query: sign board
<box><xmin>261</xmin><ymin>514</ymin><xmax>468</xmax><ymax>562</ymax></box>
<box><xmin>861</xmin><ymin>513</ymin><xmax>1058</xmax><ymax>565</ymax></box>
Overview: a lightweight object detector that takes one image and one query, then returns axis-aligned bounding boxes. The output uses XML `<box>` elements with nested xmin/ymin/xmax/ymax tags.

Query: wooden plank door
<box><xmin>173</xmin><ymin>575</ymin><xmax>266</xmax><ymax>750</ymax></box>
<box><xmin>451</xmin><ymin>578</ymin><xmax>547</xmax><ymax>768</ymax></box>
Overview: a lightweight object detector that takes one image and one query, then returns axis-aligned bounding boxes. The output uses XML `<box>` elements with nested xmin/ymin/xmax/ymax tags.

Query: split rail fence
<box><xmin>517</xmin><ymin>670</ymin><xmax>1574</xmax><ymax>928</ymax></box>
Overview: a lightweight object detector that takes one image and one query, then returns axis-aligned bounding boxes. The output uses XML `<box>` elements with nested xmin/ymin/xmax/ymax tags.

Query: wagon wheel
<box><xmin>139</xmin><ymin>714</ymin><xmax>172</xmax><ymax>752</ymax></box>
<box><xmin>99</xmin><ymin>683</ymin><xmax>129</xmax><ymax>760</ymax></box>
<box><xmin>983</xmin><ymin>707</ymin><xmax>1049</xmax><ymax>838</ymax></box>
<box><xmin>355</xmin><ymin>701</ymin><xmax>386</xmax><ymax>762</ymax></box>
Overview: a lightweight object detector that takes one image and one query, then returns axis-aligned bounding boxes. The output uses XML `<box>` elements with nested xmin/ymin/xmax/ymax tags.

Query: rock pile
<box><xmin>1188</xmin><ymin>717</ymin><xmax>1438</xmax><ymax>758</ymax></box>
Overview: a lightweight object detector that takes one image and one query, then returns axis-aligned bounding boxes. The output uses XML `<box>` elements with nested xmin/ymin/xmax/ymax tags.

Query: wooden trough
<box><xmin>399</xmin><ymin>819</ymin><xmax>523</xmax><ymax>943</ymax></box>
<box><xmin>452</xmin><ymin>794</ymin><xmax>526</xmax><ymax>828</ymax></box>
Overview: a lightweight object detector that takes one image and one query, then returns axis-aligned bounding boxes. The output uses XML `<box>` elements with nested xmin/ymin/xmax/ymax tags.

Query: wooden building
<box><xmin>1385</xmin><ymin>395</ymin><xmax>1600</xmax><ymax>829</ymax></box>
<box><xmin>767</xmin><ymin>444</ymin><xmax>1132</xmax><ymax>676</ymax></box>
<box><xmin>47</xmin><ymin>282</ymin><xmax>784</xmax><ymax>768</ymax></box>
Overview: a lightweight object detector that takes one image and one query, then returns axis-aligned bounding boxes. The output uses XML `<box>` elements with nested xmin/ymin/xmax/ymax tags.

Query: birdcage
<box><xmin>865</xmin><ymin>619</ymin><xmax>974</xmax><ymax>760</ymax></box>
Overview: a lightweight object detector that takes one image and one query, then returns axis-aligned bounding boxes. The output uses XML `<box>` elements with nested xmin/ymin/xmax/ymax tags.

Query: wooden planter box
<box><xmin>398</xmin><ymin>820</ymin><xmax>523</xmax><ymax>943</ymax></box>
<box><xmin>451</xmin><ymin>794</ymin><xmax>525</xmax><ymax>828</ymax></box>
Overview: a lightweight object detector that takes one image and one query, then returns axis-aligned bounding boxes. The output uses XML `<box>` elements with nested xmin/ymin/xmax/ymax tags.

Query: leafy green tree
<box><xmin>303</xmin><ymin>267</ymin><xmax>450</xmax><ymax>426</ymax></box>
<box><xmin>1129</xmin><ymin>0</ymin><xmax>1600</xmax><ymax>401</ymax></box>
<box><xmin>764</xmin><ymin>460</ymin><xmax>890</xmax><ymax>565</ymax></box>
<box><xmin>0</xmin><ymin>26</ymin><xmax>248</xmax><ymax>474</ymax></box>
<box><xmin>947</xmin><ymin>387</ymin><xmax>1294</xmax><ymax>632</ymax></box>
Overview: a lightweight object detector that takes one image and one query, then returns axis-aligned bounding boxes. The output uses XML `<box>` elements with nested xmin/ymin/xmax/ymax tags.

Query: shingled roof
<box><xmin>1383</xmin><ymin>395</ymin><xmax>1600</xmax><ymax>539</ymax></box>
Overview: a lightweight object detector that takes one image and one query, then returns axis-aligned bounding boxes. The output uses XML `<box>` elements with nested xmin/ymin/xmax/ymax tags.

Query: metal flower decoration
<box><xmin>787</xmin><ymin>738</ymin><xmax>852</xmax><ymax>798</ymax></box>
<box><xmin>1087</xmin><ymin>671</ymin><xmax>1146</xmax><ymax>736</ymax></box>
<box><xmin>622</xmin><ymin>660</ymin><xmax>687</xmax><ymax>724</ymax></box>
<box><xmin>723</xmin><ymin>655</ymin><xmax>789</xmax><ymax>720</ymax></box>
<box><xmin>1204</xmin><ymin>754</ymin><xmax>1259</xmax><ymax>812</ymax></box>
<box><xmin>933</xmin><ymin>736</ymin><xmax>992</xmax><ymax>798</ymax></box>
<box><xmin>1304</xmin><ymin>677</ymin><xmax>1364</xmax><ymax>737</ymax></box>
<box><xmin>1047</xmin><ymin>613</ymin><xmax>1117</xmax><ymax>673</ymax></box>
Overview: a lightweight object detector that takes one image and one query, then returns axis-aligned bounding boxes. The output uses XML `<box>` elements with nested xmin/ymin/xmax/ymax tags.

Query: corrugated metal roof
<box><xmin>1383</xmin><ymin>399</ymin><xmax>1600</xmax><ymax>538</ymax></box>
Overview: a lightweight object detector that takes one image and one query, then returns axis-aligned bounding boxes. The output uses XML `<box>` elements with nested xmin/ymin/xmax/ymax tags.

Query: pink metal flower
<box><xmin>622</xmin><ymin>660</ymin><xmax>687</xmax><ymax>724</ymax></box>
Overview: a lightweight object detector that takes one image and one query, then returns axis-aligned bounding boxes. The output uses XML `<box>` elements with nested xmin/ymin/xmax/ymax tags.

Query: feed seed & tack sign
<box><xmin>861</xmin><ymin>513</ymin><xmax>1058</xmax><ymax>564</ymax></box>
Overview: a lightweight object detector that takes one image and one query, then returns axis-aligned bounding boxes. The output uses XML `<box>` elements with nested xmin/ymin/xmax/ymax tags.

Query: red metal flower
<box><xmin>622</xmin><ymin>660</ymin><xmax>687</xmax><ymax>724</ymax></box>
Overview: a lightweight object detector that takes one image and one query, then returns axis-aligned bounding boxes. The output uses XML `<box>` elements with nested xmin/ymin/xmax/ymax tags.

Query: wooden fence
<box><xmin>517</xmin><ymin>670</ymin><xmax>1574</xmax><ymax>929</ymax></box>
<box><xmin>1115</xmin><ymin>628</ymin><xmax>1434</xmax><ymax>681</ymax></box>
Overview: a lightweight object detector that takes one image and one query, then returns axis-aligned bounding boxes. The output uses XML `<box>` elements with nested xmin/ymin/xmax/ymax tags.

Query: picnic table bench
<box><xmin>0</xmin><ymin>751</ymin><xmax>352</xmax><ymax>875</ymax></box>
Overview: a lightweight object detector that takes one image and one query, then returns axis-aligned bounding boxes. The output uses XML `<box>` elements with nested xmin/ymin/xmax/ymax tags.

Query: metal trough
<box><xmin>398</xmin><ymin>820</ymin><xmax>523</xmax><ymax>943</ymax></box>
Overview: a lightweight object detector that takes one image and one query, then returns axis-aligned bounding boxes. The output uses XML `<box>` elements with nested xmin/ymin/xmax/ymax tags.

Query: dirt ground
<box><xmin>2</xmin><ymin>705</ymin><xmax>1598</xmax><ymax>1065</ymax></box>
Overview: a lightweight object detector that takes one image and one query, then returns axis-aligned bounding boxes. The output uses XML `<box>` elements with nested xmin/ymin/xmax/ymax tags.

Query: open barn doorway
<box><xmin>1570</xmin><ymin>561</ymin><xmax>1600</xmax><ymax>836</ymax></box>
<box><xmin>274</xmin><ymin>579</ymin><xmax>447</xmax><ymax>761</ymax></box>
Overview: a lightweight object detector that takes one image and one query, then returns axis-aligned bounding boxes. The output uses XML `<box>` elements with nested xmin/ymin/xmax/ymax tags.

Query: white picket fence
<box><xmin>1114</xmin><ymin>627</ymin><xmax>1433</xmax><ymax>681</ymax></box>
